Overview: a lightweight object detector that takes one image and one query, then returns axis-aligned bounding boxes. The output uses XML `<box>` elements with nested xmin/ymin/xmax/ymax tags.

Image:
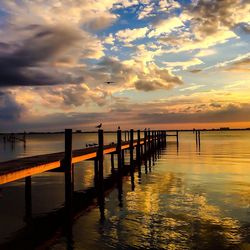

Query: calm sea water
<box><xmin>0</xmin><ymin>131</ymin><xmax>250</xmax><ymax>249</ymax></box>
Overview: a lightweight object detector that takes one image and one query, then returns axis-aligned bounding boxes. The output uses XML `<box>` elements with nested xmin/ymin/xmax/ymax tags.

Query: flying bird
<box><xmin>96</xmin><ymin>123</ymin><xmax>102</xmax><ymax>128</ymax></box>
<box><xmin>105</xmin><ymin>81</ymin><xmax>115</xmax><ymax>84</ymax></box>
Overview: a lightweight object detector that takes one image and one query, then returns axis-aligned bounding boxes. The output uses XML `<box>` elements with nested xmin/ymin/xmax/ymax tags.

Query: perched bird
<box><xmin>96</xmin><ymin>123</ymin><xmax>102</xmax><ymax>128</ymax></box>
<box><xmin>118</xmin><ymin>126</ymin><xmax>120</xmax><ymax>130</ymax></box>
<box><xmin>105</xmin><ymin>81</ymin><xmax>115</xmax><ymax>84</ymax></box>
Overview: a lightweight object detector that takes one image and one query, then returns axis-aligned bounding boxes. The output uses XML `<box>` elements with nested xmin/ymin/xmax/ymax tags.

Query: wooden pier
<box><xmin>0</xmin><ymin>129</ymin><xmax>173</xmax><ymax>185</ymax></box>
<box><xmin>0</xmin><ymin>129</ymin><xmax>182</xmax><ymax>248</ymax></box>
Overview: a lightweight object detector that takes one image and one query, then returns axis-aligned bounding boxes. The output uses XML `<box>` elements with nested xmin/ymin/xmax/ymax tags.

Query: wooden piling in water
<box><xmin>117</xmin><ymin>129</ymin><xmax>122</xmax><ymax>170</ymax></box>
<box><xmin>64</xmin><ymin>129</ymin><xmax>73</xmax><ymax>216</ymax></box>
<box><xmin>148</xmin><ymin>130</ymin><xmax>151</xmax><ymax>168</ymax></box>
<box><xmin>97</xmin><ymin>129</ymin><xmax>105</xmax><ymax>220</ymax></box>
<box><xmin>136</xmin><ymin>130</ymin><xmax>141</xmax><ymax>165</ymax></box>
<box><xmin>129</xmin><ymin>129</ymin><xmax>134</xmax><ymax>167</ymax></box>
<box><xmin>144</xmin><ymin>130</ymin><xmax>147</xmax><ymax>156</ymax></box>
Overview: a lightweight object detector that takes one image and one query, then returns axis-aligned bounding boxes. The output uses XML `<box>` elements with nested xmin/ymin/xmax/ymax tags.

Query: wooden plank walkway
<box><xmin>0</xmin><ymin>139</ymin><xmax>145</xmax><ymax>185</ymax></box>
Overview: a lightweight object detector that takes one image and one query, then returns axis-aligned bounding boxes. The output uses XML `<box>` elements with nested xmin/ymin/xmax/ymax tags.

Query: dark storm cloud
<box><xmin>0</xmin><ymin>91</ymin><xmax>24</xmax><ymax>121</ymax></box>
<box><xmin>0</xmin><ymin>25</ymin><xmax>83</xmax><ymax>87</ymax></box>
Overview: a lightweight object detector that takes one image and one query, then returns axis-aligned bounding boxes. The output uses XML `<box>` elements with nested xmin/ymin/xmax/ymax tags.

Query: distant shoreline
<box><xmin>1</xmin><ymin>128</ymin><xmax>250</xmax><ymax>135</ymax></box>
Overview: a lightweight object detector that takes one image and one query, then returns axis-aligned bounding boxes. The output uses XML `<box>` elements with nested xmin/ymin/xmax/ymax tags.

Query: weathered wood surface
<box><xmin>0</xmin><ymin>139</ymin><xmax>146</xmax><ymax>185</ymax></box>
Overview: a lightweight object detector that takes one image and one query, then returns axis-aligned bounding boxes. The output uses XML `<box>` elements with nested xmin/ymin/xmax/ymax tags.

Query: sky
<box><xmin>0</xmin><ymin>0</ymin><xmax>249</xmax><ymax>132</ymax></box>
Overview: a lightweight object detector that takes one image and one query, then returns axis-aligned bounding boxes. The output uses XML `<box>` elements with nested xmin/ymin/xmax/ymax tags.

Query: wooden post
<box><xmin>195</xmin><ymin>130</ymin><xmax>197</xmax><ymax>145</ymax></box>
<box><xmin>130</xmin><ymin>129</ymin><xmax>134</xmax><ymax>167</ymax></box>
<box><xmin>164</xmin><ymin>130</ymin><xmax>166</xmax><ymax>145</ymax></box>
<box><xmin>115</xmin><ymin>129</ymin><xmax>123</xmax><ymax>206</ymax></box>
<box><xmin>176</xmin><ymin>130</ymin><xmax>179</xmax><ymax>145</ymax></box>
<box><xmin>98</xmin><ymin>129</ymin><xmax>104</xmax><ymax>177</ymax></box>
<box><xmin>136</xmin><ymin>130</ymin><xmax>141</xmax><ymax>165</ymax></box>
<box><xmin>25</xmin><ymin>176</ymin><xmax>32</xmax><ymax>219</ymax></box>
<box><xmin>198</xmin><ymin>130</ymin><xmax>201</xmax><ymax>148</ymax></box>
<box><xmin>64</xmin><ymin>129</ymin><xmax>73</xmax><ymax>216</ymax></box>
<box><xmin>144</xmin><ymin>130</ymin><xmax>147</xmax><ymax>156</ymax></box>
<box><xmin>152</xmin><ymin>131</ymin><xmax>155</xmax><ymax>163</ymax></box>
<box><xmin>117</xmin><ymin>129</ymin><xmax>122</xmax><ymax>170</ymax></box>
<box><xmin>97</xmin><ymin>129</ymin><xmax>105</xmax><ymax>220</ymax></box>
<box><xmin>148</xmin><ymin>130</ymin><xmax>151</xmax><ymax>169</ymax></box>
<box><xmin>129</xmin><ymin>129</ymin><xmax>135</xmax><ymax>191</ymax></box>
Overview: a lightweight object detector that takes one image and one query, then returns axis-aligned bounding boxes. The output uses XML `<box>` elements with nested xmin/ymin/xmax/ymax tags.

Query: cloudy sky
<box><xmin>0</xmin><ymin>0</ymin><xmax>249</xmax><ymax>132</ymax></box>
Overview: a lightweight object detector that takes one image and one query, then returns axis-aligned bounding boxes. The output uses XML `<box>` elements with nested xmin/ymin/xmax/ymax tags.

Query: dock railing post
<box><xmin>164</xmin><ymin>130</ymin><xmax>166</xmax><ymax>145</ymax></box>
<box><xmin>144</xmin><ymin>129</ymin><xmax>147</xmax><ymax>157</ymax></box>
<box><xmin>117</xmin><ymin>129</ymin><xmax>122</xmax><ymax>170</ymax></box>
<box><xmin>148</xmin><ymin>130</ymin><xmax>151</xmax><ymax>168</ymax></box>
<box><xmin>129</xmin><ymin>129</ymin><xmax>135</xmax><ymax>190</ymax></box>
<box><xmin>130</xmin><ymin>129</ymin><xmax>134</xmax><ymax>167</ymax></box>
<box><xmin>64</xmin><ymin>129</ymin><xmax>73</xmax><ymax>217</ymax></box>
<box><xmin>97</xmin><ymin>129</ymin><xmax>105</xmax><ymax>220</ymax></box>
<box><xmin>136</xmin><ymin>130</ymin><xmax>141</xmax><ymax>165</ymax></box>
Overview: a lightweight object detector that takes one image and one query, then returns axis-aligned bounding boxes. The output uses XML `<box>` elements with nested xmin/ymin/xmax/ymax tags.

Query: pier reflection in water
<box><xmin>1</xmin><ymin>131</ymin><xmax>250</xmax><ymax>249</ymax></box>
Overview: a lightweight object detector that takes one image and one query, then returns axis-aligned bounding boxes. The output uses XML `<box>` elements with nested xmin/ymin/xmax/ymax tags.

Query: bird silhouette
<box><xmin>96</xmin><ymin>123</ymin><xmax>102</xmax><ymax>128</ymax></box>
<box><xmin>105</xmin><ymin>81</ymin><xmax>115</xmax><ymax>84</ymax></box>
<box><xmin>118</xmin><ymin>126</ymin><xmax>120</xmax><ymax>130</ymax></box>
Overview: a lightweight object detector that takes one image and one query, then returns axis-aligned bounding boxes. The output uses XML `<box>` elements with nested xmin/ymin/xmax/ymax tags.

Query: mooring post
<box><xmin>195</xmin><ymin>130</ymin><xmax>197</xmax><ymax>145</ymax></box>
<box><xmin>144</xmin><ymin>129</ymin><xmax>147</xmax><ymax>156</ymax></box>
<box><xmin>198</xmin><ymin>130</ymin><xmax>201</xmax><ymax>148</ymax></box>
<box><xmin>164</xmin><ymin>130</ymin><xmax>166</xmax><ymax>145</ymax></box>
<box><xmin>130</xmin><ymin>129</ymin><xmax>134</xmax><ymax>166</ymax></box>
<box><xmin>117</xmin><ymin>129</ymin><xmax>122</xmax><ymax>170</ymax></box>
<box><xmin>148</xmin><ymin>130</ymin><xmax>151</xmax><ymax>168</ymax></box>
<box><xmin>151</xmin><ymin>131</ymin><xmax>154</xmax><ymax>157</ymax></box>
<box><xmin>97</xmin><ymin>129</ymin><xmax>105</xmax><ymax>220</ymax></box>
<box><xmin>136</xmin><ymin>130</ymin><xmax>141</xmax><ymax>165</ymax></box>
<box><xmin>25</xmin><ymin>176</ymin><xmax>32</xmax><ymax>219</ymax></box>
<box><xmin>64</xmin><ymin>129</ymin><xmax>73</xmax><ymax>216</ymax></box>
<box><xmin>152</xmin><ymin>131</ymin><xmax>155</xmax><ymax>162</ymax></box>
<box><xmin>176</xmin><ymin>130</ymin><xmax>179</xmax><ymax>145</ymax></box>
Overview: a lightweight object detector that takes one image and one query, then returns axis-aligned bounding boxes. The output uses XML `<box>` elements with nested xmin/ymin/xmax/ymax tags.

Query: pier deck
<box><xmin>0</xmin><ymin>138</ymin><xmax>145</xmax><ymax>185</ymax></box>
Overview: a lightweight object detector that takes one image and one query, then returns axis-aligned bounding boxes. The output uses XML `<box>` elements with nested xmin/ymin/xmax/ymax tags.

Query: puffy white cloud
<box><xmin>115</xmin><ymin>27</ymin><xmax>149</xmax><ymax>43</ymax></box>
<box><xmin>148</xmin><ymin>17</ymin><xmax>185</xmax><ymax>37</ymax></box>
<box><xmin>196</xmin><ymin>49</ymin><xmax>217</xmax><ymax>57</ymax></box>
<box><xmin>163</xmin><ymin>58</ymin><xmax>204</xmax><ymax>70</ymax></box>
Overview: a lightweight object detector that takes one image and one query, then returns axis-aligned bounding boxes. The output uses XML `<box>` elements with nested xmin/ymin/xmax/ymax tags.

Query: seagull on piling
<box><xmin>118</xmin><ymin>126</ymin><xmax>120</xmax><ymax>130</ymax></box>
<box><xmin>96</xmin><ymin>123</ymin><xmax>102</xmax><ymax>128</ymax></box>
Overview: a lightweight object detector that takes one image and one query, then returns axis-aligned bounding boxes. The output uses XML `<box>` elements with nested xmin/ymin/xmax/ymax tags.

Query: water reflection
<box><xmin>1</xmin><ymin>132</ymin><xmax>250</xmax><ymax>249</ymax></box>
